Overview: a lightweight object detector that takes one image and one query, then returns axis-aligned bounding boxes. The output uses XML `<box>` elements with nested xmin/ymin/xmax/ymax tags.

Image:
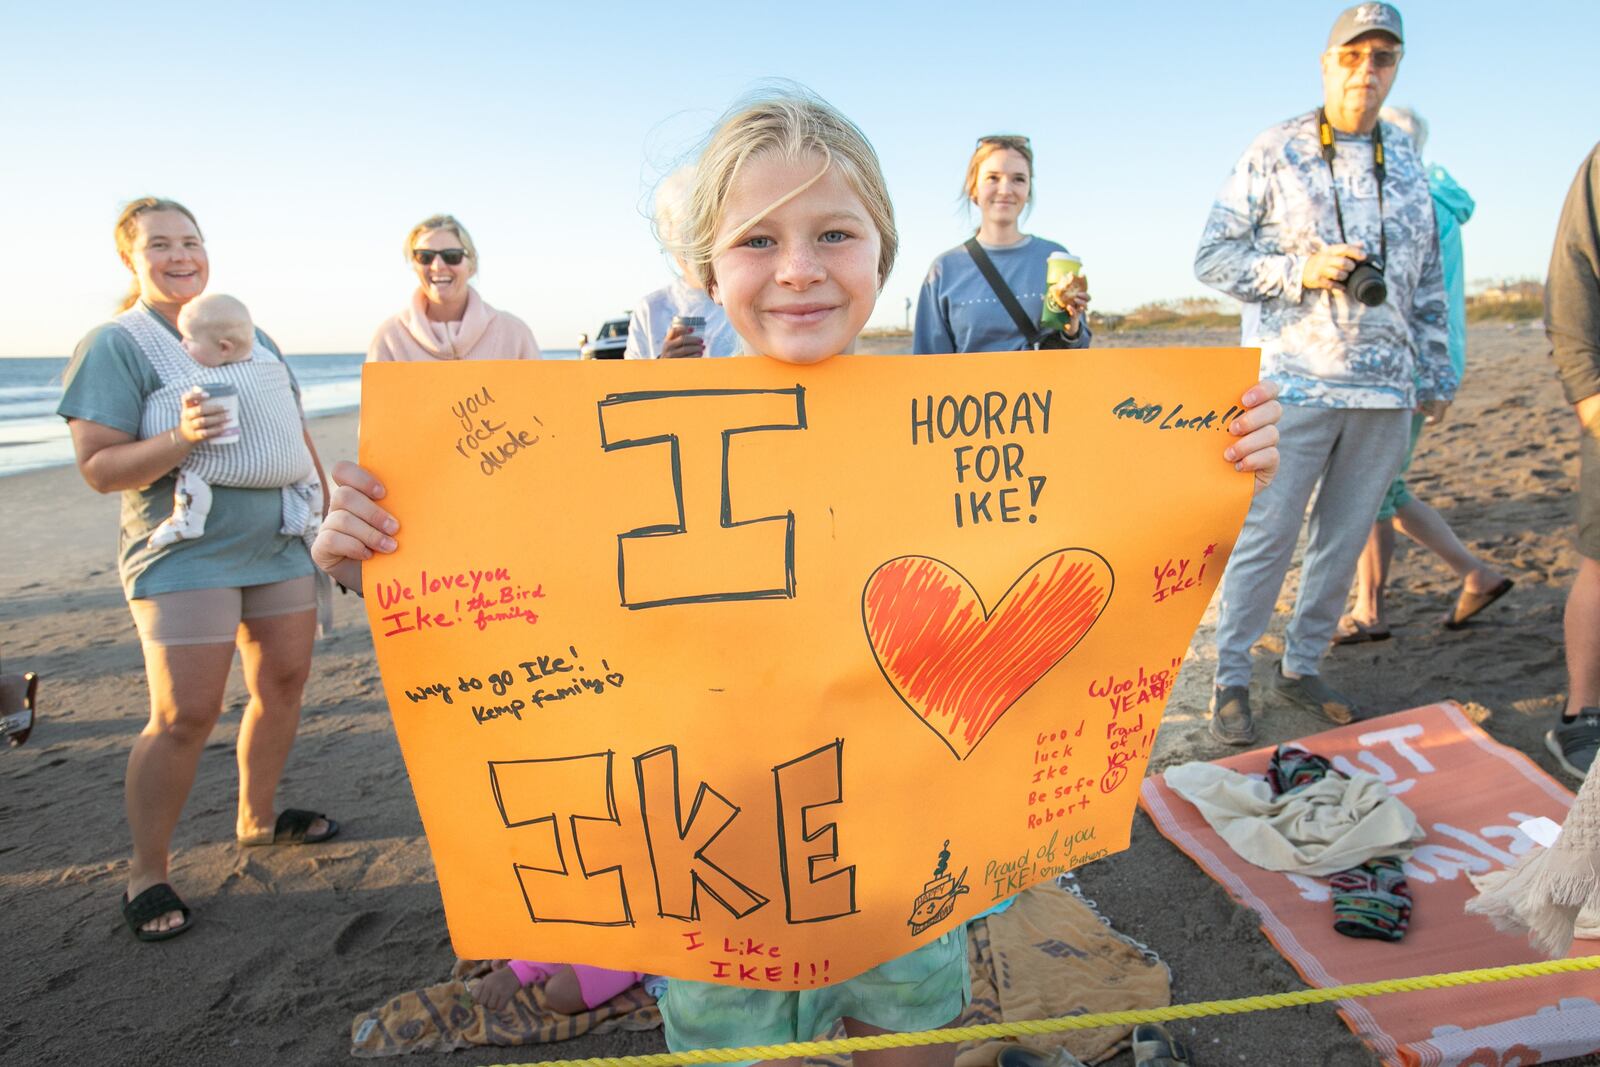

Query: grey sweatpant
<box><xmin>1213</xmin><ymin>405</ymin><xmax>1412</xmax><ymax>688</ymax></box>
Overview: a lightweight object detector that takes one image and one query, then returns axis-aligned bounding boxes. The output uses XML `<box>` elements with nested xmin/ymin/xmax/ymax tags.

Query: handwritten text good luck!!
<box><xmin>1111</xmin><ymin>395</ymin><xmax>1241</xmax><ymax>433</ymax></box>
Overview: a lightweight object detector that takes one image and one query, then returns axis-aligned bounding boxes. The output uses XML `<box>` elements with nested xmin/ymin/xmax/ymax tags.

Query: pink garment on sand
<box><xmin>506</xmin><ymin>961</ymin><xmax>644</xmax><ymax>1010</ymax></box>
<box><xmin>367</xmin><ymin>287</ymin><xmax>541</xmax><ymax>362</ymax></box>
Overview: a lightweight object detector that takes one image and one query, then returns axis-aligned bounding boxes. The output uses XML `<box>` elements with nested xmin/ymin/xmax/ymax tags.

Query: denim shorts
<box><xmin>658</xmin><ymin>927</ymin><xmax>970</xmax><ymax>1064</ymax></box>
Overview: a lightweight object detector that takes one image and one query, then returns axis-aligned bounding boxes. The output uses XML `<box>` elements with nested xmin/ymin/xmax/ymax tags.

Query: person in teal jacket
<box><xmin>1338</xmin><ymin>107</ymin><xmax>1513</xmax><ymax>644</ymax></box>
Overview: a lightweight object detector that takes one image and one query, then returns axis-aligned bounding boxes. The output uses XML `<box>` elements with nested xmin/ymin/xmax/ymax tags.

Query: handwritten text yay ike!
<box><xmin>373</xmin><ymin>566</ymin><xmax>546</xmax><ymax>637</ymax></box>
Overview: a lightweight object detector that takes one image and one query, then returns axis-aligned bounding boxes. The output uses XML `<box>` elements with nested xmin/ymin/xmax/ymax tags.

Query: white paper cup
<box><xmin>197</xmin><ymin>383</ymin><xmax>241</xmax><ymax>444</ymax></box>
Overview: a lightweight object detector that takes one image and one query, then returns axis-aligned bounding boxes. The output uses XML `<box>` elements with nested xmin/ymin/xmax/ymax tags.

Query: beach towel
<box><xmin>348</xmin><ymin>958</ymin><xmax>659</xmax><ymax>1057</ymax></box>
<box><xmin>1162</xmin><ymin>759</ymin><xmax>1421</xmax><ymax>875</ymax></box>
<box><xmin>1142</xmin><ymin>702</ymin><xmax>1600</xmax><ymax>1067</ymax></box>
<box><xmin>951</xmin><ymin>879</ymin><xmax>1171</xmax><ymax>1067</ymax></box>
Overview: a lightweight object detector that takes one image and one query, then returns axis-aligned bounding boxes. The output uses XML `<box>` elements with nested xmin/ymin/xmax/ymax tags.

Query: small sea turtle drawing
<box><xmin>906</xmin><ymin>840</ymin><xmax>970</xmax><ymax>934</ymax></box>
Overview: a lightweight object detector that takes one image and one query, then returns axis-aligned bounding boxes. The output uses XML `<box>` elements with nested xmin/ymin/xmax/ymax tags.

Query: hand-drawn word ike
<box><xmin>597</xmin><ymin>387</ymin><xmax>806</xmax><ymax>609</ymax></box>
<box><xmin>488</xmin><ymin>739</ymin><xmax>858</xmax><ymax>929</ymax></box>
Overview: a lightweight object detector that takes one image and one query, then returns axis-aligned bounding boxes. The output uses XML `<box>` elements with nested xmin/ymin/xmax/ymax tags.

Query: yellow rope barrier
<box><xmin>516</xmin><ymin>954</ymin><xmax>1600</xmax><ymax>1066</ymax></box>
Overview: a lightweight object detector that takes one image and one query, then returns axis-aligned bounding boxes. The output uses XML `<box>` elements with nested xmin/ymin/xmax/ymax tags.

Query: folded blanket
<box><xmin>1164</xmin><ymin>761</ymin><xmax>1422</xmax><ymax>876</ymax></box>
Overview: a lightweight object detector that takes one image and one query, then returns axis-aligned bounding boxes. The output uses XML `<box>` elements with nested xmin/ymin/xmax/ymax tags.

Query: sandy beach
<box><xmin>1</xmin><ymin>324</ymin><xmax>1585</xmax><ymax>1067</ymax></box>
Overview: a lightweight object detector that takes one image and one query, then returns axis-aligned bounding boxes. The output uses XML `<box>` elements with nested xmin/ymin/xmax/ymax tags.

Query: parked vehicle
<box><xmin>580</xmin><ymin>315</ymin><xmax>630</xmax><ymax>360</ymax></box>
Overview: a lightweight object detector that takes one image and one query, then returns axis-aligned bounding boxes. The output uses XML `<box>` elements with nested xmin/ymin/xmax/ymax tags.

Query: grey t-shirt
<box><xmin>58</xmin><ymin>306</ymin><xmax>314</xmax><ymax>599</ymax></box>
<box><xmin>913</xmin><ymin>235</ymin><xmax>1092</xmax><ymax>354</ymax></box>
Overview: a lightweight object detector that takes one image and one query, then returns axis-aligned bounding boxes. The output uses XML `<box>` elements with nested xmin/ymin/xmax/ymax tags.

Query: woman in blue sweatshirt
<box><xmin>913</xmin><ymin>135</ymin><xmax>1091</xmax><ymax>354</ymax></box>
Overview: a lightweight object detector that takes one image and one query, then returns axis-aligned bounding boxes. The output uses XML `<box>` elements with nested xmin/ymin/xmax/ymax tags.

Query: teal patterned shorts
<box><xmin>658</xmin><ymin>927</ymin><xmax>970</xmax><ymax>1063</ymax></box>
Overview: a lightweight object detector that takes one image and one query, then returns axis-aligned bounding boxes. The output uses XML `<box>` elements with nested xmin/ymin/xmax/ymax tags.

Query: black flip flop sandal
<box><xmin>239</xmin><ymin>807</ymin><xmax>340</xmax><ymax>846</ymax></box>
<box><xmin>122</xmin><ymin>883</ymin><xmax>193</xmax><ymax>942</ymax></box>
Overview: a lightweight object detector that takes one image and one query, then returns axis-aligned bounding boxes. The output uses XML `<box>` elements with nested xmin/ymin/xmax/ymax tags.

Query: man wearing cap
<box><xmin>1547</xmin><ymin>143</ymin><xmax>1600</xmax><ymax>779</ymax></box>
<box><xmin>1194</xmin><ymin>2</ymin><xmax>1453</xmax><ymax>744</ymax></box>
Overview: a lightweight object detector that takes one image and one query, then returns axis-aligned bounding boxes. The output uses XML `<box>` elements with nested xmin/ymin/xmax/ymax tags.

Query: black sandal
<box><xmin>238</xmin><ymin>807</ymin><xmax>340</xmax><ymax>846</ymax></box>
<box><xmin>122</xmin><ymin>883</ymin><xmax>193</xmax><ymax>942</ymax></box>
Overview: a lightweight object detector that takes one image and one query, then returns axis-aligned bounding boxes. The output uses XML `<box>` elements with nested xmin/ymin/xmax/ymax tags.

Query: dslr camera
<box><xmin>1343</xmin><ymin>256</ymin><xmax>1387</xmax><ymax>307</ymax></box>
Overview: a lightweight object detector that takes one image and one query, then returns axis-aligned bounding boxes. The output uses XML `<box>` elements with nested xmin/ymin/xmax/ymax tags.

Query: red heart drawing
<box><xmin>862</xmin><ymin>550</ymin><xmax>1114</xmax><ymax>760</ymax></box>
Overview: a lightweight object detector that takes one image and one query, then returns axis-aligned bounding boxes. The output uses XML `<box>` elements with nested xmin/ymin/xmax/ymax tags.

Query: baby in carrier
<box><xmin>149</xmin><ymin>294</ymin><xmax>321</xmax><ymax>548</ymax></box>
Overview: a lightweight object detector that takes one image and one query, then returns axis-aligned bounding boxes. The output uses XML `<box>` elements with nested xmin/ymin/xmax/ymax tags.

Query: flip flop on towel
<box><xmin>121</xmin><ymin>882</ymin><xmax>193</xmax><ymax>942</ymax></box>
<box><xmin>1333</xmin><ymin>615</ymin><xmax>1391</xmax><ymax>645</ymax></box>
<box><xmin>238</xmin><ymin>808</ymin><xmax>340</xmax><ymax>846</ymax></box>
<box><xmin>1444</xmin><ymin>578</ymin><xmax>1514</xmax><ymax>630</ymax></box>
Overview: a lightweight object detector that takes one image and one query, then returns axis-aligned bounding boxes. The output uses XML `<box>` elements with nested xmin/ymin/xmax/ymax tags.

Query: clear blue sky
<box><xmin>3</xmin><ymin>0</ymin><xmax>1594</xmax><ymax>357</ymax></box>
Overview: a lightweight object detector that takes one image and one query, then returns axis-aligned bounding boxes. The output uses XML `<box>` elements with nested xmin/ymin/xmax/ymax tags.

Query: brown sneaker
<box><xmin>1270</xmin><ymin>661</ymin><xmax>1360</xmax><ymax>725</ymax></box>
<box><xmin>1208</xmin><ymin>684</ymin><xmax>1256</xmax><ymax>745</ymax></box>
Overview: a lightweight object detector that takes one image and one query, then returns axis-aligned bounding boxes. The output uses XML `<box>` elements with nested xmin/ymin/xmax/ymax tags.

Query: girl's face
<box><xmin>411</xmin><ymin>228</ymin><xmax>475</xmax><ymax>305</ymax></box>
<box><xmin>711</xmin><ymin>151</ymin><xmax>880</xmax><ymax>366</ymax></box>
<box><xmin>973</xmin><ymin>147</ymin><xmax>1031</xmax><ymax>227</ymax></box>
<box><xmin>124</xmin><ymin>210</ymin><xmax>209</xmax><ymax>308</ymax></box>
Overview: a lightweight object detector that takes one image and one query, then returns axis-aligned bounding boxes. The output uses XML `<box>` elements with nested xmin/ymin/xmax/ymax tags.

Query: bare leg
<box><xmin>127</xmin><ymin>639</ymin><xmax>236</xmax><ymax>933</ymax></box>
<box><xmin>1350</xmin><ymin>520</ymin><xmax>1396</xmax><ymax>628</ymax></box>
<box><xmin>233</xmin><ymin>609</ymin><xmax>323</xmax><ymax>840</ymax></box>
<box><xmin>1392</xmin><ymin>498</ymin><xmax>1506</xmax><ymax>592</ymax></box>
<box><xmin>1566</xmin><ymin>558</ymin><xmax>1600</xmax><ymax>718</ymax></box>
<box><xmin>543</xmin><ymin>967</ymin><xmax>590</xmax><ymax>1015</ymax></box>
<box><xmin>844</xmin><ymin>1015</ymin><xmax>958</xmax><ymax>1067</ymax></box>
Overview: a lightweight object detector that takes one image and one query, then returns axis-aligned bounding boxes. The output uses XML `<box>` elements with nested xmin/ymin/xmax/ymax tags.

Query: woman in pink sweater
<box><xmin>367</xmin><ymin>215</ymin><xmax>541</xmax><ymax>361</ymax></box>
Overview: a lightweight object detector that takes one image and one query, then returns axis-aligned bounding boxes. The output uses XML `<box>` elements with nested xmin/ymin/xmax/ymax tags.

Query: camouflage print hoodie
<box><xmin>1195</xmin><ymin>110</ymin><xmax>1454</xmax><ymax>409</ymax></box>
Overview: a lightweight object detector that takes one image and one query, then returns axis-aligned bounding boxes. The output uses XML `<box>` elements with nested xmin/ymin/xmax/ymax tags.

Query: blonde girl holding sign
<box><xmin>314</xmin><ymin>89</ymin><xmax>1282</xmax><ymax>1064</ymax></box>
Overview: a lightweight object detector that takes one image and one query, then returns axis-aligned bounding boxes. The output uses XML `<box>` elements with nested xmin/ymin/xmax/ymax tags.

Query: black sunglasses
<box><xmin>412</xmin><ymin>248</ymin><xmax>469</xmax><ymax>266</ymax></box>
<box><xmin>977</xmin><ymin>134</ymin><xmax>1031</xmax><ymax>148</ymax></box>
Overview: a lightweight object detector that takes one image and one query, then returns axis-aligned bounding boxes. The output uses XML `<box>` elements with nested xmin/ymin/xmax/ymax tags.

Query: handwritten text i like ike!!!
<box><xmin>910</xmin><ymin>391</ymin><xmax>1051</xmax><ymax>528</ymax></box>
<box><xmin>452</xmin><ymin>386</ymin><xmax>543</xmax><ymax>476</ymax></box>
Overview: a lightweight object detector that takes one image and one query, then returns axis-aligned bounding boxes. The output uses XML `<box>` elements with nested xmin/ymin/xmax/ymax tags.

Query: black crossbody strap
<box><xmin>963</xmin><ymin>237</ymin><xmax>1042</xmax><ymax>347</ymax></box>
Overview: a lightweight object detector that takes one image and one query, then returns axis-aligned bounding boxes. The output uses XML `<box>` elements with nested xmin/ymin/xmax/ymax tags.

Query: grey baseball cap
<box><xmin>1327</xmin><ymin>2</ymin><xmax>1404</xmax><ymax>48</ymax></box>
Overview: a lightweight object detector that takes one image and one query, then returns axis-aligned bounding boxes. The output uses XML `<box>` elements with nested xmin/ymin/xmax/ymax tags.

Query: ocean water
<box><xmin>0</xmin><ymin>349</ymin><xmax>579</xmax><ymax>478</ymax></box>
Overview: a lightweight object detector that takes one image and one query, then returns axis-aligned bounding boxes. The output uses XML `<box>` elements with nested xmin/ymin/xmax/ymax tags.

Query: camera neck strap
<box><xmin>1318</xmin><ymin>108</ymin><xmax>1387</xmax><ymax>263</ymax></box>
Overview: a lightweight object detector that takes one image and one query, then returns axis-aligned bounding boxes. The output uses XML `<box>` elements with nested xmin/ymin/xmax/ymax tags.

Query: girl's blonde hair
<box><xmin>405</xmin><ymin>214</ymin><xmax>479</xmax><ymax>271</ymax></box>
<box><xmin>962</xmin><ymin>135</ymin><xmax>1034</xmax><ymax>207</ymax></box>
<box><xmin>113</xmin><ymin>197</ymin><xmax>203</xmax><ymax>312</ymax></box>
<box><xmin>670</xmin><ymin>88</ymin><xmax>897</xmax><ymax>292</ymax></box>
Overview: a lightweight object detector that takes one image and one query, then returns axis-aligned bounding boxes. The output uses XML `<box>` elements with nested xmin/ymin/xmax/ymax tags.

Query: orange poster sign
<box><xmin>359</xmin><ymin>348</ymin><xmax>1255</xmax><ymax>988</ymax></box>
